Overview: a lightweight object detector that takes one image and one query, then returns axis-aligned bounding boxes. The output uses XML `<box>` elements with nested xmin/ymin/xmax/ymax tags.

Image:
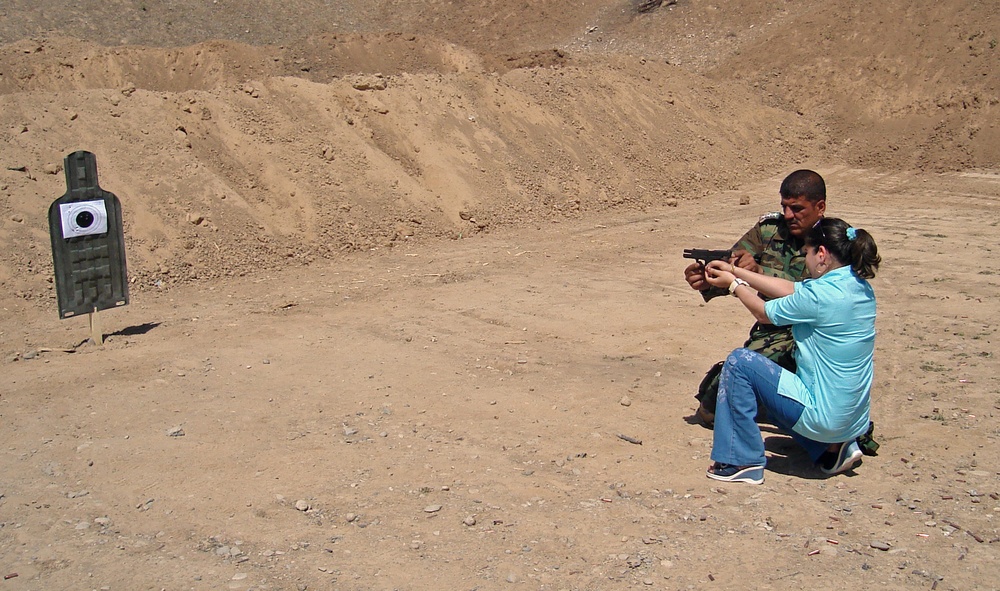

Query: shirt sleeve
<box><xmin>733</xmin><ymin>223</ymin><xmax>764</xmax><ymax>256</ymax></box>
<box><xmin>764</xmin><ymin>280</ymin><xmax>822</xmax><ymax>326</ymax></box>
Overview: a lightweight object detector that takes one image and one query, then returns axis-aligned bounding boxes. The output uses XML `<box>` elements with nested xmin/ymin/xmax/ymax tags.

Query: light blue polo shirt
<box><xmin>764</xmin><ymin>266</ymin><xmax>876</xmax><ymax>442</ymax></box>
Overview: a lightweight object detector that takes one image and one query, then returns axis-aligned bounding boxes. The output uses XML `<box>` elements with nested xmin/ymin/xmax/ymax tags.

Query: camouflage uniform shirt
<box><xmin>701</xmin><ymin>212</ymin><xmax>808</xmax><ymax>301</ymax></box>
<box><xmin>735</xmin><ymin>211</ymin><xmax>808</xmax><ymax>284</ymax></box>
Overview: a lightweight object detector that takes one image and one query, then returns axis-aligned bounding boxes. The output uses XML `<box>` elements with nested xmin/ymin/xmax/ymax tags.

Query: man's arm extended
<box><xmin>730</xmin><ymin>223</ymin><xmax>765</xmax><ymax>273</ymax></box>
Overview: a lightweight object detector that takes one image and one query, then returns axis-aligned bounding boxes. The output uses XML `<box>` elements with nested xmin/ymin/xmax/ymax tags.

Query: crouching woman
<box><xmin>702</xmin><ymin>218</ymin><xmax>881</xmax><ymax>484</ymax></box>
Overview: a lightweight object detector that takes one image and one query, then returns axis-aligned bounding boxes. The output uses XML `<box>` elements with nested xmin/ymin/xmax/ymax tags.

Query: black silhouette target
<box><xmin>48</xmin><ymin>151</ymin><xmax>129</xmax><ymax>319</ymax></box>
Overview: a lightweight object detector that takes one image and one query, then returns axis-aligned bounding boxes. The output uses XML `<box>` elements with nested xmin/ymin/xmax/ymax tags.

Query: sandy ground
<box><xmin>2</xmin><ymin>1</ymin><xmax>1000</xmax><ymax>590</ymax></box>
<box><xmin>2</xmin><ymin>167</ymin><xmax>999</xmax><ymax>590</ymax></box>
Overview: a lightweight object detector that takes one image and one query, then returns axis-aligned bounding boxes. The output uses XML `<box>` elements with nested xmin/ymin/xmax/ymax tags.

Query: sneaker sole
<box><xmin>706</xmin><ymin>466</ymin><xmax>764</xmax><ymax>484</ymax></box>
<box><xmin>821</xmin><ymin>446</ymin><xmax>863</xmax><ymax>475</ymax></box>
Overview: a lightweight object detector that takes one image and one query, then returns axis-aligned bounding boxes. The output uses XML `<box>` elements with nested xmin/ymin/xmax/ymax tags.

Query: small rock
<box><xmin>619</xmin><ymin>395</ymin><xmax>632</xmax><ymax>407</ymax></box>
<box><xmin>345</xmin><ymin>513</ymin><xmax>358</xmax><ymax>523</ymax></box>
<box><xmin>351</xmin><ymin>74</ymin><xmax>387</xmax><ymax>91</ymax></box>
<box><xmin>871</xmin><ymin>541</ymin><xmax>891</xmax><ymax>551</ymax></box>
<box><xmin>463</xmin><ymin>515</ymin><xmax>476</xmax><ymax>526</ymax></box>
<box><xmin>166</xmin><ymin>426</ymin><xmax>185</xmax><ymax>437</ymax></box>
<box><xmin>423</xmin><ymin>504</ymin><xmax>442</xmax><ymax>513</ymax></box>
<box><xmin>394</xmin><ymin>223</ymin><xmax>414</xmax><ymax>239</ymax></box>
<box><xmin>294</xmin><ymin>500</ymin><xmax>311</xmax><ymax>512</ymax></box>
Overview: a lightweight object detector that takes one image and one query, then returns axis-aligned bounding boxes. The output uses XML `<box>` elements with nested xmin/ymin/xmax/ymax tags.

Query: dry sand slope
<box><xmin>2</xmin><ymin>1</ymin><xmax>998</xmax><ymax>304</ymax></box>
<box><xmin>2</xmin><ymin>168</ymin><xmax>999</xmax><ymax>590</ymax></box>
<box><xmin>0</xmin><ymin>34</ymin><xmax>822</xmax><ymax>298</ymax></box>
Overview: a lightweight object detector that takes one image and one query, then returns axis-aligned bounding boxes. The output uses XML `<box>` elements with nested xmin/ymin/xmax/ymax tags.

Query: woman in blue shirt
<box><xmin>701</xmin><ymin>218</ymin><xmax>881</xmax><ymax>484</ymax></box>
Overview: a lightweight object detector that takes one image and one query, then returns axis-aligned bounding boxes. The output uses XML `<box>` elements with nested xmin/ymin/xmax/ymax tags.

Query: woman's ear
<box><xmin>816</xmin><ymin>245</ymin><xmax>830</xmax><ymax>265</ymax></box>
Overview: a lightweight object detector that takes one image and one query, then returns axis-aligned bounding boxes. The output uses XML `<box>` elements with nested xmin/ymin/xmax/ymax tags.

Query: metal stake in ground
<box><xmin>48</xmin><ymin>151</ymin><xmax>129</xmax><ymax>344</ymax></box>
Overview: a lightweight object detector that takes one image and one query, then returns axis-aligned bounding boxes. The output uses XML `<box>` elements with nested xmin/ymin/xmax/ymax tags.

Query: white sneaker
<box><xmin>820</xmin><ymin>441</ymin><xmax>863</xmax><ymax>475</ymax></box>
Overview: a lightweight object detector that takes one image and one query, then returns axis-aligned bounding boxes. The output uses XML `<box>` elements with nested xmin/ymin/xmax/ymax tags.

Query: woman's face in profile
<box><xmin>805</xmin><ymin>245</ymin><xmax>824</xmax><ymax>278</ymax></box>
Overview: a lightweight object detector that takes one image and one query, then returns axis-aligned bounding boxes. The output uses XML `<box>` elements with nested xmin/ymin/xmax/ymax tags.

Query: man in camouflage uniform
<box><xmin>684</xmin><ymin>169</ymin><xmax>826</xmax><ymax>427</ymax></box>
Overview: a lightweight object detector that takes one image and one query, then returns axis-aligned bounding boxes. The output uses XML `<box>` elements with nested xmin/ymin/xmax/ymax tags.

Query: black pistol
<box><xmin>683</xmin><ymin>248</ymin><xmax>733</xmax><ymax>268</ymax></box>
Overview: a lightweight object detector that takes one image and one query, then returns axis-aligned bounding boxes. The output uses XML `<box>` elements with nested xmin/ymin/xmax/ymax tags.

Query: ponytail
<box><xmin>805</xmin><ymin>218</ymin><xmax>881</xmax><ymax>279</ymax></box>
<box><xmin>847</xmin><ymin>227</ymin><xmax>880</xmax><ymax>279</ymax></box>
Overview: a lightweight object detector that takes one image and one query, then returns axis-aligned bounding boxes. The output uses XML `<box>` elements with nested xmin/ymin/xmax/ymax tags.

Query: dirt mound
<box><xmin>1</xmin><ymin>33</ymin><xmax>817</xmax><ymax>304</ymax></box>
<box><xmin>0</xmin><ymin>0</ymin><xmax>997</xmax><ymax>300</ymax></box>
<box><xmin>707</xmin><ymin>1</ymin><xmax>1000</xmax><ymax>172</ymax></box>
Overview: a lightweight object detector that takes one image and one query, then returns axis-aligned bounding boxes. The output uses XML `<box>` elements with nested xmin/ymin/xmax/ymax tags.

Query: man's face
<box><xmin>780</xmin><ymin>195</ymin><xmax>826</xmax><ymax>237</ymax></box>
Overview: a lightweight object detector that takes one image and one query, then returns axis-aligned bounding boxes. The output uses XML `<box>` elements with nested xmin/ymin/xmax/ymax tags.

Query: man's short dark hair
<box><xmin>779</xmin><ymin>169</ymin><xmax>826</xmax><ymax>203</ymax></box>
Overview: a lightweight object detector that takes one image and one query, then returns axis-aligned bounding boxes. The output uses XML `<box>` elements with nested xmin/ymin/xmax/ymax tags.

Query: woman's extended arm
<box><xmin>703</xmin><ymin>260</ymin><xmax>798</xmax><ymax>324</ymax></box>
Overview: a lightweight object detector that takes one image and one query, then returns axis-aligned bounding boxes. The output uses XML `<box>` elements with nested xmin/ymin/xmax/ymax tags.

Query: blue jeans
<box><xmin>711</xmin><ymin>348</ymin><xmax>828</xmax><ymax>467</ymax></box>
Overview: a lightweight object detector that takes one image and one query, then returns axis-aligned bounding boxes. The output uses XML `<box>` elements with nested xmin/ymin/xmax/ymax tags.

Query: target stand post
<box><xmin>89</xmin><ymin>308</ymin><xmax>103</xmax><ymax>346</ymax></box>
<box><xmin>49</xmin><ymin>151</ymin><xmax>129</xmax><ymax>344</ymax></box>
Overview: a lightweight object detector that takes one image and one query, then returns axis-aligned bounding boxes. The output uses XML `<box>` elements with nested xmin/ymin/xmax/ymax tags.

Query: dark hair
<box><xmin>805</xmin><ymin>218</ymin><xmax>881</xmax><ymax>279</ymax></box>
<box><xmin>780</xmin><ymin>169</ymin><xmax>827</xmax><ymax>203</ymax></box>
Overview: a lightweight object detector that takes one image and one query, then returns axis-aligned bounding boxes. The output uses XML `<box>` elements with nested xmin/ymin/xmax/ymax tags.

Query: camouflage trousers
<box><xmin>695</xmin><ymin>322</ymin><xmax>796</xmax><ymax>416</ymax></box>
